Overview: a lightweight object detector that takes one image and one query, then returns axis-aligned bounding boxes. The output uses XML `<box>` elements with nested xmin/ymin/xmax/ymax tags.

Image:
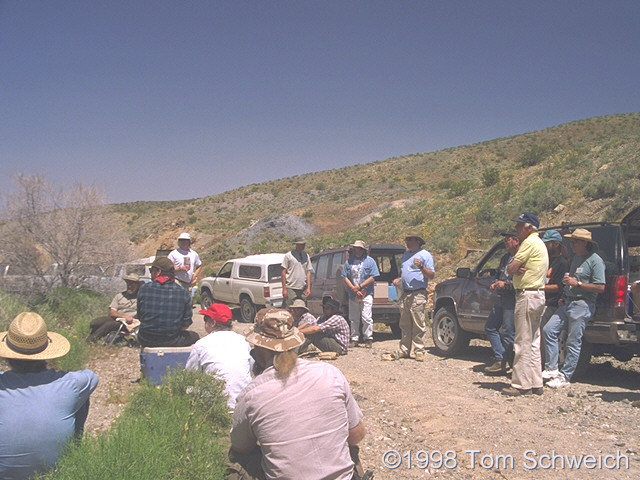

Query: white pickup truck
<box><xmin>198</xmin><ymin>253</ymin><xmax>285</xmax><ymax>322</ymax></box>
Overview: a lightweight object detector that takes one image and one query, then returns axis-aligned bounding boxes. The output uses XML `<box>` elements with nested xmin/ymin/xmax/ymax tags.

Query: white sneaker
<box><xmin>542</xmin><ymin>369</ymin><xmax>560</xmax><ymax>381</ymax></box>
<box><xmin>547</xmin><ymin>375</ymin><xmax>570</xmax><ymax>388</ymax></box>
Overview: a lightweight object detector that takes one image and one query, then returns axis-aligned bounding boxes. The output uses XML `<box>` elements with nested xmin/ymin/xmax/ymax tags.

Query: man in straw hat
<box><xmin>0</xmin><ymin>312</ymin><xmax>98</xmax><ymax>479</ymax></box>
<box><xmin>137</xmin><ymin>257</ymin><xmax>199</xmax><ymax>347</ymax></box>
<box><xmin>392</xmin><ymin>231</ymin><xmax>435</xmax><ymax>362</ymax></box>
<box><xmin>186</xmin><ymin>303</ymin><xmax>253</xmax><ymax>409</ymax></box>
<box><xmin>542</xmin><ymin>228</ymin><xmax>605</xmax><ymax>389</ymax></box>
<box><xmin>229</xmin><ymin>308</ymin><xmax>366</xmax><ymax>480</ymax></box>
<box><xmin>281</xmin><ymin>238</ymin><xmax>313</xmax><ymax>308</ymax></box>
<box><xmin>502</xmin><ymin>212</ymin><xmax>548</xmax><ymax>396</ymax></box>
<box><xmin>87</xmin><ymin>272</ymin><xmax>144</xmax><ymax>342</ymax></box>
<box><xmin>342</xmin><ymin>240</ymin><xmax>379</xmax><ymax>348</ymax></box>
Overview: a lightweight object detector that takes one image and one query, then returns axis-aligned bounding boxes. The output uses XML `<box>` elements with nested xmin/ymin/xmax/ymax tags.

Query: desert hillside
<box><xmin>108</xmin><ymin>113</ymin><xmax>640</xmax><ymax>277</ymax></box>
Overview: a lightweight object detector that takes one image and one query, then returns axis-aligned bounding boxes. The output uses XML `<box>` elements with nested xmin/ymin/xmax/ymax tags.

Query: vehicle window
<box><xmin>370</xmin><ymin>252</ymin><xmax>400</xmax><ymax>282</ymax></box>
<box><xmin>218</xmin><ymin>262</ymin><xmax>233</xmax><ymax>278</ymax></box>
<box><xmin>268</xmin><ymin>264</ymin><xmax>283</xmax><ymax>282</ymax></box>
<box><xmin>316</xmin><ymin>255</ymin><xmax>329</xmax><ymax>281</ymax></box>
<box><xmin>328</xmin><ymin>252</ymin><xmax>343</xmax><ymax>279</ymax></box>
<box><xmin>476</xmin><ymin>244</ymin><xmax>506</xmax><ymax>277</ymax></box>
<box><xmin>238</xmin><ymin>265</ymin><xmax>262</xmax><ymax>280</ymax></box>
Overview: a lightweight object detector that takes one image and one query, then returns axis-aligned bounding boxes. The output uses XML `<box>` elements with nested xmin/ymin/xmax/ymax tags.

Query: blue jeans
<box><xmin>542</xmin><ymin>299</ymin><xmax>595</xmax><ymax>380</ymax></box>
<box><xmin>484</xmin><ymin>298</ymin><xmax>515</xmax><ymax>361</ymax></box>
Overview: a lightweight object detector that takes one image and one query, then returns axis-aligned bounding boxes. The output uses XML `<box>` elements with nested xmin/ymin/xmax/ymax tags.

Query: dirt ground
<box><xmin>86</xmin><ymin>310</ymin><xmax>640</xmax><ymax>480</ymax></box>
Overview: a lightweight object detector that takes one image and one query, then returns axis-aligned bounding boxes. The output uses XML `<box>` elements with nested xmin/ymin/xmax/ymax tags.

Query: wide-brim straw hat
<box><xmin>0</xmin><ymin>312</ymin><xmax>70</xmax><ymax>361</ymax></box>
<box><xmin>404</xmin><ymin>231</ymin><xmax>425</xmax><ymax>246</ymax></box>
<box><xmin>350</xmin><ymin>240</ymin><xmax>367</xmax><ymax>249</ymax></box>
<box><xmin>245</xmin><ymin>308</ymin><xmax>305</xmax><ymax>352</ymax></box>
<box><xmin>289</xmin><ymin>299</ymin><xmax>309</xmax><ymax>312</ymax></box>
<box><xmin>564</xmin><ymin>228</ymin><xmax>599</xmax><ymax>247</ymax></box>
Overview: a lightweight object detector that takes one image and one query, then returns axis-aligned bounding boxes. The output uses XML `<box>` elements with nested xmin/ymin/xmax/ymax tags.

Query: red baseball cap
<box><xmin>198</xmin><ymin>303</ymin><xmax>233</xmax><ymax>325</ymax></box>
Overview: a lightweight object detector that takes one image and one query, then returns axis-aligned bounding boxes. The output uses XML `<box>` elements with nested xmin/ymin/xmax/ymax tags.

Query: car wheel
<box><xmin>240</xmin><ymin>297</ymin><xmax>257</xmax><ymax>323</ymax></box>
<box><xmin>558</xmin><ymin>330</ymin><xmax>592</xmax><ymax>379</ymax></box>
<box><xmin>200</xmin><ymin>290</ymin><xmax>214</xmax><ymax>310</ymax></box>
<box><xmin>432</xmin><ymin>307</ymin><xmax>470</xmax><ymax>356</ymax></box>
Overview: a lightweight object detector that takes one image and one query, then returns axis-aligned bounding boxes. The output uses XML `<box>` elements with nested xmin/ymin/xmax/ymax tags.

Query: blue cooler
<box><xmin>140</xmin><ymin>346</ymin><xmax>192</xmax><ymax>385</ymax></box>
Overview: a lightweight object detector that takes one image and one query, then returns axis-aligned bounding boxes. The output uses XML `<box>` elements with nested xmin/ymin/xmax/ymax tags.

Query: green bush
<box><xmin>517</xmin><ymin>145</ymin><xmax>549</xmax><ymax>167</ymax></box>
<box><xmin>482</xmin><ymin>167</ymin><xmax>500</xmax><ymax>187</ymax></box>
<box><xmin>39</xmin><ymin>369</ymin><xmax>231</xmax><ymax>480</ymax></box>
<box><xmin>519</xmin><ymin>179</ymin><xmax>567</xmax><ymax>213</ymax></box>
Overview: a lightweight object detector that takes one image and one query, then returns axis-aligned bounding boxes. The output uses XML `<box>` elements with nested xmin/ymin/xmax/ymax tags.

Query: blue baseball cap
<box><xmin>511</xmin><ymin>212</ymin><xmax>540</xmax><ymax>229</ymax></box>
<box><xmin>542</xmin><ymin>229</ymin><xmax>563</xmax><ymax>243</ymax></box>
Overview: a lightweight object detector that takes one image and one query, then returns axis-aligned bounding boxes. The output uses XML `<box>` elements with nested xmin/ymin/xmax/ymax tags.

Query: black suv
<box><xmin>307</xmin><ymin>244</ymin><xmax>405</xmax><ymax>335</ymax></box>
<box><xmin>431</xmin><ymin>206</ymin><xmax>640</xmax><ymax>376</ymax></box>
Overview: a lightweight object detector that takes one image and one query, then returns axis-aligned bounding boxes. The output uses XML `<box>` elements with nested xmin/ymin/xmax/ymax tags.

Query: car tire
<box><xmin>240</xmin><ymin>297</ymin><xmax>257</xmax><ymax>323</ymax></box>
<box><xmin>432</xmin><ymin>307</ymin><xmax>470</xmax><ymax>356</ymax></box>
<box><xmin>200</xmin><ymin>290</ymin><xmax>214</xmax><ymax>310</ymax></box>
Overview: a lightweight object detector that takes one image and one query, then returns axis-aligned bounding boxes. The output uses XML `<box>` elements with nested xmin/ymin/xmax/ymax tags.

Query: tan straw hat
<box><xmin>289</xmin><ymin>299</ymin><xmax>309</xmax><ymax>312</ymax></box>
<box><xmin>350</xmin><ymin>240</ymin><xmax>367</xmax><ymax>249</ymax></box>
<box><xmin>563</xmin><ymin>228</ymin><xmax>598</xmax><ymax>246</ymax></box>
<box><xmin>0</xmin><ymin>312</ymin><xmax>70</xmax><ymax>361</ymax></box>
<box><xmin>245</xmin><ymin>308</ymin><xmax>305</xmax><ymax>352</ymax></box>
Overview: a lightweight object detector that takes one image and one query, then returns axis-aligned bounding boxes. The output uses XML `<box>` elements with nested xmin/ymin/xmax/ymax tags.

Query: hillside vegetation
<box><xmin>110</xmin><ymin>113</ymin><xmax>640</xmax><ymax>278</ymax></box>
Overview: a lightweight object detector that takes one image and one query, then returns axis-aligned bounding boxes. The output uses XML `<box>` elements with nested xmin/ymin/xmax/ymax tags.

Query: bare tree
<box><xmin>1</xmin><ymin>174</ymin><xmax>134</xmax><ymax>290</ymax></box>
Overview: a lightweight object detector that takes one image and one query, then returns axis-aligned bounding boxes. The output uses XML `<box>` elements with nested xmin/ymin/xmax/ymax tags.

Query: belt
<box><xmin>516</xmin><ymin>288</ymin><xmax>543</xmax><ymax>293</ymax></box>
<box><xmin>405</xmin><ymin>288</ymin><xmax>426</xmax><ymax>292</ymax></box>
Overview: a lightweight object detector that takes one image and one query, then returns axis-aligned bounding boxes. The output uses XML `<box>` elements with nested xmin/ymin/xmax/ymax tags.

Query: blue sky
<box><xmin>1</xmin><ymin>1</ymin><xmax>639</xmax><ymax>204</ymax></box>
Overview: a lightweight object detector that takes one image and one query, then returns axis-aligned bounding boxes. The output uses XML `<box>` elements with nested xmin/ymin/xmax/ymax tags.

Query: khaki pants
<box><xmin>398</xmin><ymin>289</ymin><xmax>428</xmax><ymax>356</ymax></box>
<box><xmin>511</xmin><ymin>291</ymin><xmax>545</xmax><ymax>390</ymax></box>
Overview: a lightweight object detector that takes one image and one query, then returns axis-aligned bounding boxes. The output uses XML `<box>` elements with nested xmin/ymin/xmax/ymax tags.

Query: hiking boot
<box><xmin>415</xmin><ymin>351</ymin><xmax>425</xmax><ymax>362</ymax></box>
<box><xmin>546</xmin><ymin>375</ymin><xmax>570</xmax><ymax>389</ymax></box>
<box><xmin>531</xmin><ymin>387</ymin><xmax>544</xmax><ymax>395</ymax></box>
<box><xmin>364</xmin><ymin>339</ymin><xmax>373</xmax><ymax>349</ymax></box>
<box><xmin>484</xmin><ymin>361</ymin><xmax>505</xmax><ymax>375</ymax></box>
<box><xmin>502</xmin><ymin>386</ymin><xmax>530</xmax><ymax>396</ymax></box>
<box><xmin>542</xmin><ymin>369</ymin><xmax>560</xmax><ymax>381</ymax></box>
<box><xmin>502</xmin><ymin>387</ymin><xmax>531</xmax><ymax>397</ymax></box>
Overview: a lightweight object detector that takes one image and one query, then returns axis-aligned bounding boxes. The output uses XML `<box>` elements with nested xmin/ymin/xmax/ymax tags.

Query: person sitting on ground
<box><xmin>483</xmin><ymin>230</ymin><xmax>519</xmax><ymax>375</ymax></box>
<box><xmin>88</xmin><ymin>273</ymin><xmax>144</xmax><ymax>342</ymax></box>
<box><xmin>288</xmin><ymin>298</ymin><xmax>316</xmax><ymax>327</ymax></box>
<box><xmin>228</xmin><ymin>308</ymin><xmax>366</xmax><ymax>480</ymax></box>
<box><xmin>185</xmin><ymin>303</ymin><xmax>253</xmax><ymax>409</ymax></box>
<box><xmin>136</xmin><ymin>257</ymin><xmax>199</xmax><ymax>347</ymax></box>
<box><xmin>0</xmin><ymin>312</ymin><xmax>99</xmax><ymax>480</ymax></box>
<box><xmin>297</xmin><ymin>297</ymin><xmax>351</xmax><ymax>355</ymax></box>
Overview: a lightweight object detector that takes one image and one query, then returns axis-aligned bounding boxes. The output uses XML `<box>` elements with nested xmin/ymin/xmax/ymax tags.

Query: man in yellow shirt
<box><xmin>503</xmin><ymin>212</ymin><xmax>549</xmax><ymax>396</ymax></box>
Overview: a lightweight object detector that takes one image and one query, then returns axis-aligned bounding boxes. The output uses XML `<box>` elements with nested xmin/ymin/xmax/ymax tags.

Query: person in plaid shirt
<box><xmin>137</xmin><ymin>257</ymin><xmax>199</xmax><ymax>347</ymax></box>
<box><xmin>298</xmin><ymin>298</ymin><xmax>350</xmax><ymax>355</ymax></box>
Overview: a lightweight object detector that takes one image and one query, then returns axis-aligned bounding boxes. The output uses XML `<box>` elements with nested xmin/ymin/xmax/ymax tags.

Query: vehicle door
<box><xmin>308</xmin><ymin>253</ymin><xmax>331</xmax><ymax>316</ymax></box>
<box><xmin>212</xmin><ymin>262</ymin><xmax>234</xmax><ymax>303</ymax></box>
<box><xmin>456</xmin><ymin>243</ymin><xmax>505</xmax><ymax>333</ymax></box>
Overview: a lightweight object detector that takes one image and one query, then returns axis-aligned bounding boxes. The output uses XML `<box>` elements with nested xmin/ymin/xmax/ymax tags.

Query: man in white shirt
<box><xmin>185</xmin><ymin>303</ymin><xmax>253</xmax><ymax>409</ymax></box>
<box><xmin>168</xmin><ymin>232</ymin><xmax>203</xmax><ymax>290</ymax></box>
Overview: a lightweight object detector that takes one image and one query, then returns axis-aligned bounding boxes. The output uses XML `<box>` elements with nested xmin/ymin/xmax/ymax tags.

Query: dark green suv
<box><xmin>431</xmin><ymin>206</ymin><xmax>640</xmax><ymax>376</ymax></box>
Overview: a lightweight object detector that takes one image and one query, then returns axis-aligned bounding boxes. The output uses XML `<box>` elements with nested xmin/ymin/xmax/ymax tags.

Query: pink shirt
<box><xmin>231</xmin><ymin>359</ymin><xmax>363</xmax><ymax>480</ymax></box>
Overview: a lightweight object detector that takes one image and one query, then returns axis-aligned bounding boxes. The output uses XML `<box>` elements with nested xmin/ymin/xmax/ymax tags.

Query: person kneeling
<box><xmin>297</xmin><ymin>298</ymin><xmax>350</xmax><ymax>355</ymax></box>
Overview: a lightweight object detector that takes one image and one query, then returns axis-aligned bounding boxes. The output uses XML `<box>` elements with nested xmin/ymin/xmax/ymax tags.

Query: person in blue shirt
<box><xmin>342</xmin><ymin>240</ymin><xmax>380</xmax><ymax>348</ymax></box>
<box><xmin>0</xmin><ymin>312</ymin><xmax>99</xmax><ymax>480</ymax></box>
<box><xmin>392</xmin><ymin>232</ymin><xmax>435</xmax><ymax>361</ymax></box>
